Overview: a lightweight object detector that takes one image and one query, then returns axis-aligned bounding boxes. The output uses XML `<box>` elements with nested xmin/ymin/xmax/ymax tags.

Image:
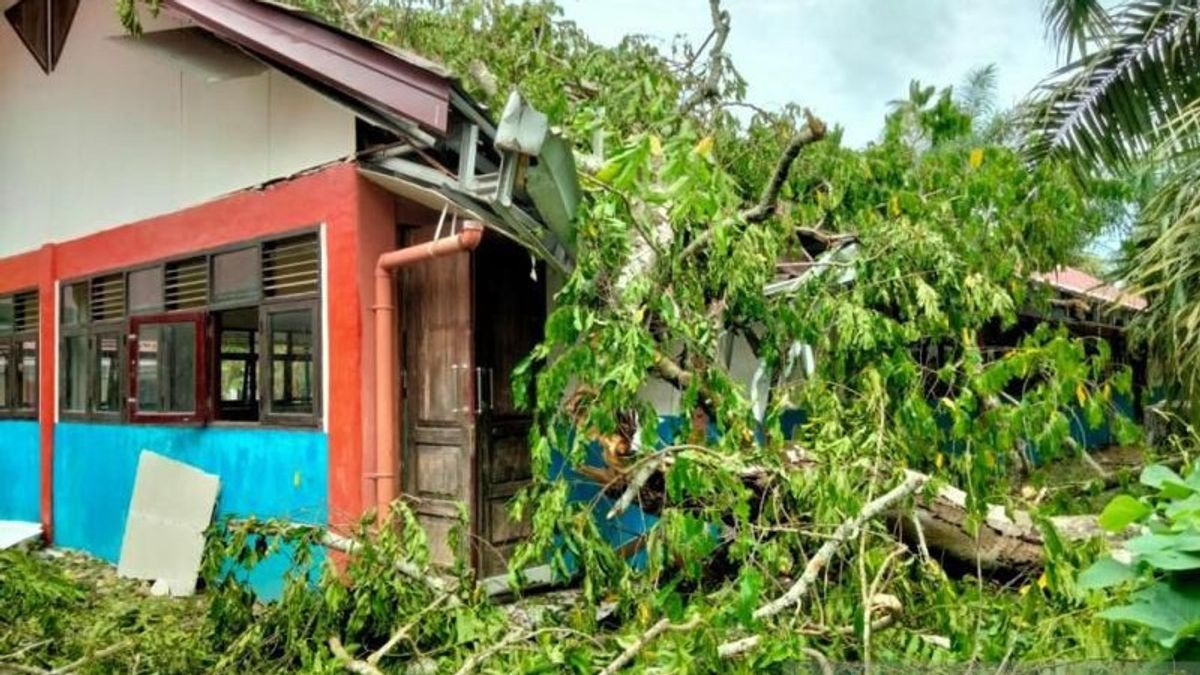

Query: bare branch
<box><xmin>329</xmin><ymin>637</ymin><xmax>385</xmax><ymax>675</ymax></box>
<box><xmin>680</xmin><ymin>0</ymin><xmax>731</xmax><ymax>115</ymax></box>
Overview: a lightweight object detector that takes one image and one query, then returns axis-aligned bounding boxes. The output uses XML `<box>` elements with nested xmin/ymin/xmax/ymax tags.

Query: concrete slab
<box><xmin>0</xmin><ymin>520</ymin><xmax>42</xmax><ymax>549</ymax></box>
<box><xmin>117</xmin><ymin>451</ymin><xmax>220</xmax><ymax>597</ymax></box>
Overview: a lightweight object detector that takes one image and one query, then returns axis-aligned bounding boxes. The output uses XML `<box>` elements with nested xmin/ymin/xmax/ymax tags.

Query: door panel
<box><xmin>474</xmin><ymin>236</ymin><xmax>546</xmax><ymax>576</ymax></box>
<box><xmin>402</xmin><ymin>224</ymin><xmax>474</xmax><ymax>568</ymax></box>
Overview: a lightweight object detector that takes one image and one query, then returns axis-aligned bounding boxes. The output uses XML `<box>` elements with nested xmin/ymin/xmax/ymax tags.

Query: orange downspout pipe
<box><xmin>373</xmin><ymin>220</ymin><xmax>484</xmax><ymax>515</ymax></box>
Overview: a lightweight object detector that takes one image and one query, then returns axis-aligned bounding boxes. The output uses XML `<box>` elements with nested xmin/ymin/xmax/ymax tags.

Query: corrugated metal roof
<box><xmin>1032</xmin><ymin>267</ymin><xmax>1147</xmax><ymax>311</ymax></box>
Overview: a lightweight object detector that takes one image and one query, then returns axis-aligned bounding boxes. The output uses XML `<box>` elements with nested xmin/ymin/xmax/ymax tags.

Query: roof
<box><xmin>1032</xmin><ymin>267</ymin><xmax>1146</xmax><ymax>311</ymax></box>
<box><xmin>161</xmin><ymin>0</ymin><xmax>453</xmax><ymax>133</ymax></box>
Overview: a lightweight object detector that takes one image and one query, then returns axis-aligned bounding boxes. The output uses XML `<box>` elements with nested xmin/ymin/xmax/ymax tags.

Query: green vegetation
<box><xmin>12</xmin><ymin>0</ymin><xmax>1200</xmax><ymax>671</ymax></box>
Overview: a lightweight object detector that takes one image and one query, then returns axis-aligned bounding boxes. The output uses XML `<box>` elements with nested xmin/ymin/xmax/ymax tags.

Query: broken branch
<box><xmin>742</xmin><ymin>111</ymin><xmax>829</xmax><ymax>224</ymax></box>
<box><xmin>751</xmin><ymin>471</ymin><xmax>927</xmax><ymax>621</ymax></box>
<box><xmin>598</xmin><ymin>616</ymin><xmax>701</xmax><ymax>675</ymax></box>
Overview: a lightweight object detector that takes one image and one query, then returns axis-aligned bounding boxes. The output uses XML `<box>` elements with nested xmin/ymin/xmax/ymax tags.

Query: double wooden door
<box><xmin>401</xmin><ymin>225</ymin><xmax>544</xmax><ymax>574</ymax></box>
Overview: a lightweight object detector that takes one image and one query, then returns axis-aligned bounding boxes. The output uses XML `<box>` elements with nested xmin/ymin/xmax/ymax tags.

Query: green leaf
<box><xmin>735</xmin><ymin>568</ymin><xmax>763</xmax><ymax>628</ymax></box>
<box><xmin>1098</xmin><ymin>495</ymin><xmax>1151</xmax><ymax>532</ymax></box>
<box><xmin>1077</xmin><ymin>556</ymin><xmax>1137</xmax><ymax>590</ymax></box>
<box><xmin>1099</xmin><ymin>581</ymin><xmax>1200</xmax><ymax>648</ymax></box>
<box><xmin>1142</xmin><ymin>464</ymin><xmax>1193</xmax><ymax>499</ymax></box>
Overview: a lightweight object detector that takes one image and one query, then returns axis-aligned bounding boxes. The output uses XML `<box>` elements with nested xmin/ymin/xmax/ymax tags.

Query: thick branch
<box><xmin>752</xmin><ymin>471</ymin><xmax>927</xmax><ymax>620</ymax></box>
<box><xmin>742</xmin><ymin>110</ymin><xmax>829</xmax><ymax>224</ymax></box>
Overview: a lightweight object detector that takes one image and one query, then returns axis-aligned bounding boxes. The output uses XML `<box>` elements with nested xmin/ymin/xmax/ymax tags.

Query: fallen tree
<box><xmin>70</xmin><ymin>0</ymin><xmax>1155</xmax><ymax>671</ymax></box>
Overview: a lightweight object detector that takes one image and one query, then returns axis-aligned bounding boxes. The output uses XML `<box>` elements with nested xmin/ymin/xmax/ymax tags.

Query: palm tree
<box><xmin>1028</xmin><ymin>0</ymin><xmax>1200</xmax><ymax>402</ymax></box>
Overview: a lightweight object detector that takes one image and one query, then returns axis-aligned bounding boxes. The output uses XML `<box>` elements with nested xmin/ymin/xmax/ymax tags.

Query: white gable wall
<box><xmin>0</xmin><ymin>1</ymin><xmax>356</xmax><ymax>258</ymax></box>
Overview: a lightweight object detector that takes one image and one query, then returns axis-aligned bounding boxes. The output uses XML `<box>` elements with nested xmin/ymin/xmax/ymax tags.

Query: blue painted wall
<box><xmin>0</xmin><ymin>419</ymin><xmax>40</xmax><ymax>522</ymax></box>
<box><xmin>54</xmin><ymin>422</ymin><xmax>328</xmax><ymax>597</ymax></box>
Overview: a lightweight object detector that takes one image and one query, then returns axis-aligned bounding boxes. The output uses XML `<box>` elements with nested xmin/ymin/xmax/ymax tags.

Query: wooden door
<box><xmin>473</xmin><ymin>235</ymin><xmax>546</xmax><ymax>576</ymax></box>
<box><xmin>401</xmin><ymin>224</ymin><xmax>475</xmax><ymax>567</ymax></box>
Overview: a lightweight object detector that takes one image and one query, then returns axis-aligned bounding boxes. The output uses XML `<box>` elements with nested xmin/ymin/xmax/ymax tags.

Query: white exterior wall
<box><xmin>0</xmin><ymin>1</ymin><xmax>356</xmax><ymax>258</ymax></box>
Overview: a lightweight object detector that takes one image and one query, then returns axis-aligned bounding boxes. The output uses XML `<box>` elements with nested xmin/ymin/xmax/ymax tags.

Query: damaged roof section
<box><xmin>154</xmin><ymin>0</ymin><xmax>578</xmax><ymax>272</ymax></box>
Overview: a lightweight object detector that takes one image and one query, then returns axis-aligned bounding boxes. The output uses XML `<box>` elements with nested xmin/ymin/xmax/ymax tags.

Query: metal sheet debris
<box><xmin>117</xmin><ymin>451</ymin><xmax>220</xmax><ymax>597</ymax></box>
<box><xmin>0</xmin><ymin>520</ymin><xmax>42</xmax><ymax>549</ymax></box>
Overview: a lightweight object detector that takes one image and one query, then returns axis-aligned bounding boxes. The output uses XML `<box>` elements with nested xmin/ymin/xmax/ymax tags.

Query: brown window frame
<box><xmin>128</xmin><ymin>312</ymin><xmax>209</xmax><ymax>425</ymax></box>
<box><xmin>57</xmin><ymin>227</ymin><xmax>322</xmax><ymax>428</ymax></box>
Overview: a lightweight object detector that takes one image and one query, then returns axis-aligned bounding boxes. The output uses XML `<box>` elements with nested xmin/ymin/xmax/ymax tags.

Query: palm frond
<box><xmin>1043</xmin><ymin>0</ymin><xmax>1113</xmax><ymax>58</ymax></box>
<box><xmin>957</xmin><ymin>64</ymin><xmax>999</xmax><ymax>118</ymax></box>
<box><xmin>1121</xmin><ymin>135</ymin><xmax>1200</xmax><ymax>396</ymax></box>
<box><xmin>1025</xmin><ymin>0</ymin><xmax>1200</xmax><ymax>172</ymax></box>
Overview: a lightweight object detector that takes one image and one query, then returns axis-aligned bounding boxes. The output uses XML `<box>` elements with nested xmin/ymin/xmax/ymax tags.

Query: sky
<box><xmin>558</xmin><ymin>0</ymin><xmax>1061</xmax><ymax>147</ymax></box>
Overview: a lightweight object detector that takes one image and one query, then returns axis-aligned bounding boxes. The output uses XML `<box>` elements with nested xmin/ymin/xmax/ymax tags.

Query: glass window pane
<box><xmin>136</xmin><ymin>325</ymin><xmax>161</xmax><ymax>412</ymax></box>
<box><xmin>213</xmin><ymin>247</ymin><xmax>259</xmax><ymax>305</ymax></box>
<box><xmin>269</xmin><ymin>309</ymin><xmax>313</xmax><ymax>415</ymax></box>
<box><xmin>62</xmin><ymin>335</ymin><xmax>87</xmax><ymax>412</ymax></box>
<box><xmin>0</xmin><ymin>341</ymin><xmax>9</xmax><ymax>408</ymax></box>
<box><xmin>62</xmin><ymin>283</ymin><xmax>87</xmax><ymax>327</ymax></box>
<box><xmin>136</xmin><ymin>321</ymin><xmax>197</xmax><ymax>414</ymax></box>
<box><xmin>128</xmin><ymin>267</ymin><xmax>164</xmax><ymax>315</ymax></box>
<box><xmin>165</xmin><ymin>322</ymin><xmax>196</xmax><ymax>412</ymax></box>
<box><xmin>15</xmin><ymin>339</ymin><xmax>36</xmax><ymax>410</ymax></box>
<box><xmin>215</xmin><ymin>308</ymin><xmax>258</xmax><ymax>421</ymax></box>
<box><xmin>0</xmin><ymin>298</ymin><xmax>12</xmax><ymax>334</ymax></box>
<box><xmin>95</xmin><ymin>335</ymin><xmax>121</xmax><ymax>413</ymax></box>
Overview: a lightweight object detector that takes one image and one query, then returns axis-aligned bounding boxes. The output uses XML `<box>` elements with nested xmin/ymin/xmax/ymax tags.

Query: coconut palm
<box><xmin>1029</xmin><ymin>0</ymin><xmax>1200</xmax><ymax>402</ymax></box>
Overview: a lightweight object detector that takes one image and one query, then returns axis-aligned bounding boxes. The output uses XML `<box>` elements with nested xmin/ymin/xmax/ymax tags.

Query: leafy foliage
<box><xmin>1080</xmin><ymin>461</ymin><xmax>1200</xmax><ymax>655</ymax></box>
<box><xmin>66</xmin><ymin>0</ymin><xmax>1170</xmax><ymax>670</ymax></box>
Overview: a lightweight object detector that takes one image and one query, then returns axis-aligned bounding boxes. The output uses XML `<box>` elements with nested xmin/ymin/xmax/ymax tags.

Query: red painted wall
<box><xmin>0</xmin><ymin>161</ymin><xmax>390</xmax><ymax>535</ymax></box>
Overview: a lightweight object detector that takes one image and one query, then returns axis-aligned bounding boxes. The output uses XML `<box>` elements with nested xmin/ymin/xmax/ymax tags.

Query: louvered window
<box><xmin>262</xmin><ymin>235</ymin><xmax>319</xmax><ymax>299</ymax></box>
<box><xmin>90</xmin><ymin>274</ymin><xmax>125</xmax><ymax>323</ymax></box>
<box><xmin>165</xmin><ymin>257</ymin><xmax>208</xmax><ymax>310</ymax></box>
<box><xmin>14</xmin><ymin>291</ymin><xmax>38</xmax><ymax>334</ymax></box>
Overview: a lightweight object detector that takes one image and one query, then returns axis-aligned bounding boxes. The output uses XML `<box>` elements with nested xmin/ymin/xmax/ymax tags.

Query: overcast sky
<box><xmin>559</xmin><ymin>0</ymin><xmax>1060</xmax><ymax>146</ymax></box>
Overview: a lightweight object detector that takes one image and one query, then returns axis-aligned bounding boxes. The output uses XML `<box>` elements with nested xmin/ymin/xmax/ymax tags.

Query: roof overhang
<box><xmin>161</xmin><ymin>0</ymin><xmax>451</xmax><ymax>133</ymax></box>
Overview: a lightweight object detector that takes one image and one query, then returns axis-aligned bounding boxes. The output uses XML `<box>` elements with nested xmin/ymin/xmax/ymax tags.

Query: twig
<box><xmin>4</xmin><ymin>640</ymin><xmax>134</xmax><ymax>675</ymax></box>
<box><xmin>717</xmin><ymin>615</ymin><xmax>898</xmax><ymax>658</ymax></box>
<box><xmin>598</xmin><ymin>616</ymin><xmax>700</xmax><ymax>675</ymax></box>
<box><xmin>910</xmin><ymin>511</ymin><xmax>932</xmax><ymax>565</ymax></box>
<box><xmin>366</xmin><ymin>593</ymin><xmax>451</xmax><ymax>666</ymax></box>
<box><xmin>802</xmin><ymin>647</ymin><xmax>834</xmax><ymax>675</ymax></box>
<box><xmin>741</xmin><ymin>111</ymin><xmax>828</xmax><ymax>224</ymax></box>
<box><xmin>0</xmin><ymin>641</ymin><xmax>50</xmax><ymax>662</ymax></box>
<box><xmin>751</xmin><ymin>472</ymin><xmax>927</xmax><ymax>621</ymax></box>
<box><xmin>328</xmin><ymin>636</ymin><xmax>384</xmax><ymax>675</ymax></box>
<box><xmin>453</xmin><ymin>629</ymin><xmax>534</xmax><ymax>675</ymax></box>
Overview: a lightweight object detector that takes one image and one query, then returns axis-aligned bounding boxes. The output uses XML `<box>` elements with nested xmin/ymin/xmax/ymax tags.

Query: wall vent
<box><xmin>90</xmin><ymin>274</ymin><xmax>125</xmax><ymax>322</ymax></box>
<box><xmin>262</xmin><ymin>234</ymin><xmax>319</xmax><ymax>298</ymax></box>
<box><xmin>13</xmin><ymin>291</ymin><xmax>38</xmax><ymax>333</ymax></box>
<box><xmin>165</xmin><ymin>257</ymin><xmax>208</xmax><ymax>310</ymax></box>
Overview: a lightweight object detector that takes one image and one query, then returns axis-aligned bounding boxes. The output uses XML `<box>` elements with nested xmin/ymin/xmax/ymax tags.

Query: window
<box><xmin>263</xmin><ymin>304</ymin><xmax>318</xmax><ymax>423</ymax></box>
<box><xmin>129</xmin><ymin>314</ymin><xmax>206</xmax><ymax>423</ymax></box>
<box><xmin>0</xmin><ymin>290</ymin><xmax>38</xmax><ymax>418</ymax></box>
<box><xmin>58</xmin><ymin>230</ymin><xmax>321</xmax><ymax>427</ymax></box>
<box><xmin>214</xmin><ymin>307</ymin><xmax>259</xmax><ymax>422</ymax></box>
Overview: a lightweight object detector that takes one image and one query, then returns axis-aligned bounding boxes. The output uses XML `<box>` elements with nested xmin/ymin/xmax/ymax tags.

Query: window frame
<box><xmin>0</xmin><ymin>288</ymin><xmax>39</xmax><ymax>420</ymax></box>
<box><xmin>127</xmin><ymin>312</ymin><xmax>209</xmax><ymax>425</ymax></box>
<box><xmin>261</xmin><ymin>299</ymin><xmax>321</xmax><ymax>427</ymax></box>
<box><xmin>55</xmin><ymin>226</ymin><xmax>322</xmax><ymax>428</ymax></box>
<box><xmin>59</xmin><ymin>280</ymin><xmax>90</xmax><ymax>419</ymax></box>
<box><xmin>90</xmin><ymin>328</ymin><xmax>125</xmax><ymax>421</ymax></box>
